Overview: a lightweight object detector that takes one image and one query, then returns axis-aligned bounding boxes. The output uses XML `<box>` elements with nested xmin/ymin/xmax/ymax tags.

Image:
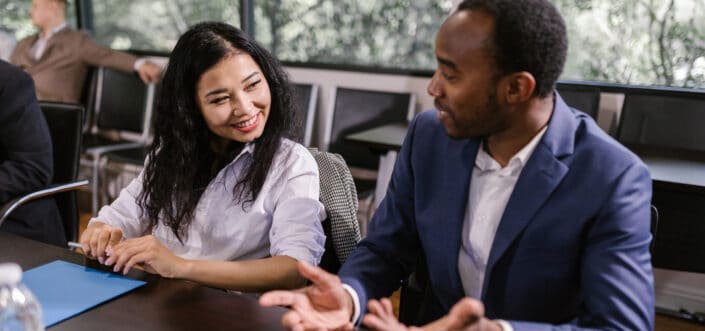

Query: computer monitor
<box><xmin>556</xmin><ymin>82</ymin><xmax>601</xmax><ymax>120</ymax></box>
<box><xmin>291</xmin><ymin>83</ymin><xmax>319</xmax><ymax>146</ymax></box>
<box><xmin>326</xmin><ymin>87</ymin><xmax>415</xmax><ymax>170</ymax></box>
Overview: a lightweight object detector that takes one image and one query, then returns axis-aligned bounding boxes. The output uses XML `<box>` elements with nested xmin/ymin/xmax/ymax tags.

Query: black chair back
<box><xmin>327</xmin><ymin>87</ymin><xmax>415</xmax><ymax>169</ymax></box>
<box><xmin>556</xmin><ymin>83</ymin><xmax>601</xmax><ymax>120</ymax></box>
<box><xmin>39</xmin><ymin>102</ymin><xmax>84</xmax><ymax>242</ymax></box>
<box><xmin>93</xmin><ymin>67</ymin><xmax>153</xmax><ymax>135</ymax></box>
<box><xmin>292</xmin><ymin>83</ymin><xmax>319</xmax><ymax>146</ymax></box>
<box><xmin>617</xmin><ymin>89</ymin><xmax>705</xmax><ymax>153</ymax></box>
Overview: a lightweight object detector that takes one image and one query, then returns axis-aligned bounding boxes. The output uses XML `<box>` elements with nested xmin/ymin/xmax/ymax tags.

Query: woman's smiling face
<box><xmin>196</xmin><ymin>52</ymin><xmax>271</xmax><ymax>144</ymax></box>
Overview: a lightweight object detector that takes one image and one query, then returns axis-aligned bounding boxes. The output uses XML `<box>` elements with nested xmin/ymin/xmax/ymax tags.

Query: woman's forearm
<box><xmin>175</xmin><ymin>255</ymin><xmax>306</xmax><ymax>292</ymax></box>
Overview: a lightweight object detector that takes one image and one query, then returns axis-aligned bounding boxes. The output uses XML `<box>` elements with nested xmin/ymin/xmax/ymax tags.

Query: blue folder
<box><xmin>23</xmin><ymin>260</ymin><xmax>146</xmax><ymax>327</ymax></box>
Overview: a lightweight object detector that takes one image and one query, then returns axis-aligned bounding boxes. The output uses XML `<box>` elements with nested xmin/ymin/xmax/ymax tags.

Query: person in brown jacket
<box><xmin>10</xmin><ymin>0</ymin><xmax>161</xmax><ymax>103</ymax></box>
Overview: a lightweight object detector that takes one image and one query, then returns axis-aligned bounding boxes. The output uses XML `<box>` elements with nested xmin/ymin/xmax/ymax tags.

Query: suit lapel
<box><xmin>481</xmin><ymin>92</ymin><xmax>576</xmax><ymax>299</ymax></box>
<box><xmin>19</xmin><ymin>35</ymin><xmax>40</xmax><ymax>64</ymax></box>
<box><xmin>437</xmin><ymin>138</ymin><xmax>478</xmax><ymax>309</ymax></box>
<box><xmin>39</xmin><ymin>31</ymin><xmax>63</xmax><ymax>62</ymax></box>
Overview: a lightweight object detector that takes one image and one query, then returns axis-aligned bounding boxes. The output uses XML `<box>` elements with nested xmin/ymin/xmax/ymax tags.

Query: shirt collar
<box><xmin>475</xmin><ymin>126</ymin><xmax>548</xmax><ymax>173</ymax></box>
<box><xmin>227</xmin><ymin>142</ymin><xmax>256</xmax><ymax>166</ymax></box>
<box><xmin>40</xmin><ymin>22</ymin><xmax>67</xmax><ymax>40</ymax></box>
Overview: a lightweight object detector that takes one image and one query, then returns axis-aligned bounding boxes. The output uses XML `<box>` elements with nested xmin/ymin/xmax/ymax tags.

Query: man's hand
<box><xmin>365</xmin><ymin>297</ymin><xmax>503</xmax><ymax>331</ymax></box>
<box><xmin>79</xmin><ymin>221</ymin><xmax>123</xmax><ymax>264</ymax></box>
<box><xmin>137</xmin><ymin>61</ymin><xmax>161</xmax><ymax>83</ymax></box>
<box><xmin>364</xmin><ymin>298</ymin><xmax>414</xmax><ymax>331</ymax></box>
<box><xmin>260</xmin><ymin>262</ymin><xmax>355</xmax><ymax>331</ymax></box>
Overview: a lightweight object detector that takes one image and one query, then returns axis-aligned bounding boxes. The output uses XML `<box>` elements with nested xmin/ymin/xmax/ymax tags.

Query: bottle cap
<box><xmin>0</xmin><ymin>263</ymin><xmax>22</xmax><ymax>285</ymax></box>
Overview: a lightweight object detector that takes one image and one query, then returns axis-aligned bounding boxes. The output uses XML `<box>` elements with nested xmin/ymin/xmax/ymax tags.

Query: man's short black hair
<box><xmin>458</xmin><ymin>0</ymin><xmax>567</xmax><ymax>97</ymax></box>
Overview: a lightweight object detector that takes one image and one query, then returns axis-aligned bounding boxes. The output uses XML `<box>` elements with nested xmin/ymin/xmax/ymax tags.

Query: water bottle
<box><xmin>0</xmin><ymin>263</ymin><xmax>44</xmax><ymax>331</ymax></box>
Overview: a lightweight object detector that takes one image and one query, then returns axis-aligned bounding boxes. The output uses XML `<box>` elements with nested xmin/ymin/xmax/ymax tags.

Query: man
<box><xmin>0</xmin><ymin>59</ymin><xmax>66</xmax><ymax>246</ymax></box>
<box><xmin>10</xmin><ymin>0</ymin><xmax>161</xmax><ymax>103</ymax></box>
<box><xmin>260</xmin><ymin>1</ymin><xmax>654</xmax><ymax>330</ymax></box>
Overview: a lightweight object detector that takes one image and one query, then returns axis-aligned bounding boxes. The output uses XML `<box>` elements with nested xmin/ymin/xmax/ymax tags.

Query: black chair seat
<box><xmin>82</xmin><ymin>134</ymin><xmax>137</xmax><ymax>151</ymax></box>
<box><xmin>104</xmin><ymin>146</ymin><xmax>149</xmax><ymax>166</ymax></box>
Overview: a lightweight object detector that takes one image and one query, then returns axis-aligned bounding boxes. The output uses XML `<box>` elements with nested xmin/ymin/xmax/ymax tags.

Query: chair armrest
<box><xmin>0</xmin><ymin>180</ymin><xmax>90</xmax><ymax>226</ymax></box>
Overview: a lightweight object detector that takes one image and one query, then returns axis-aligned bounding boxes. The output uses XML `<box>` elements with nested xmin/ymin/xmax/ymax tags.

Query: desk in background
<box><xmin>639</xmin><ymin>154</ymin><xmax>705</xmax><ymax>274</ymax></box>
<box><xmin>344</xmin><ymin>124</ymin><xmax>407</xmax><ymax>210</ymax></box>
<box><xmin>0</xmin><ymin>232</ymin><xmax>286</xmax><ymax>331</ymax></box>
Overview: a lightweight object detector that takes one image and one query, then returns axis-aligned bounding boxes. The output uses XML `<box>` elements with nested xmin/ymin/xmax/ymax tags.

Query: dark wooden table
<box><xmin>0</xmin><ymin>232</ymin><xmax>286</xmax><ymax>331</ymax></box>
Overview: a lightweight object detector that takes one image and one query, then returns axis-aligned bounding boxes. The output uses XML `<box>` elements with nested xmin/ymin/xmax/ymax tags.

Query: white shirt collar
<box><xmin>475</xmin><ymin>126</ymin><xmax>548</xmax><ymax>173</ymax></box>
<box><xmin>225</xmin><ymin>142</ymin><xmax>256</xmax><ymax>167</ymax></box>
<box><xmin>41</xmin><ymin>22</ymin><xmax>67</xmax><ymax>40</ymax></box>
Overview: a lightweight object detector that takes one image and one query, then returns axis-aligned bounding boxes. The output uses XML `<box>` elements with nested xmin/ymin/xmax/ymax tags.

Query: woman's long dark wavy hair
<box><xmin>138</xmin><ymin>22</ymin><xmax>297</xmax><ymax>242</ymax></box>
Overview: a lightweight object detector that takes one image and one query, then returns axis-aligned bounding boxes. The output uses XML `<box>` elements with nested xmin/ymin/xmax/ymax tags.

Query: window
<box><xmin>0</xmin><ymin>0</ymin><xmax>77</xmax><ymax>41</ymax></box>
<box><xmin>91</xmin><ymin>0</ymin><xmax>240</xmax><ymax>52</ymax></box>
<box><xmin>254</xmin><ymin>0</ymin><xmax>454</xmax><ymax>71</ymax></box>
<box><xmin>555</xmin><ymin>0</ymin><xmax>705</xmax><ymax>89</ymax></box>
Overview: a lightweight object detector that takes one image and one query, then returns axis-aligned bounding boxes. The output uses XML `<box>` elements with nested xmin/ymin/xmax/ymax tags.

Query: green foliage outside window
<box><xmin>1</xmin><ymin>0</ymin><xmax>703</xmax><ymax>89</ymax></box>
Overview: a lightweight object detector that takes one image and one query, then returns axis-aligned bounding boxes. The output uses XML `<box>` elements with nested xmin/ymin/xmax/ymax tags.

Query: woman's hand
<box><xmin>103</xmin><ymin>235</ymin><xmax>189</xmax><ymax>277</ymax></box>
<box><xmin>79</xmin><ymin>221</ymin><xmax>123</xmax><ymax>263</ymax></box>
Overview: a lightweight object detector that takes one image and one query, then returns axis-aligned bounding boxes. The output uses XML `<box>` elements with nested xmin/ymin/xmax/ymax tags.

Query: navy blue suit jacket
<box><xmin>339</xmin><ymin>94</ymin><xmax>654</xmax><ymax>330</ymax></box>
<box><xmin>0</xmin><ymin>60</ymin><xmax>65</xmax><ymax>246</ymax></box>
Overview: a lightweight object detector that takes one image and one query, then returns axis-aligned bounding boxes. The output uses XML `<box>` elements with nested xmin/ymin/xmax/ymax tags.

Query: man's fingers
<box><xmin>437</xmin><ymin>298</ymin><xmax>483</xmax><ymax>330</ymax></box>
<box><xmin>363</xmin><ymin>314</ymin><xmax>395</xmax><ymax>331</ymax></box>
<box><xmin>281</xmin><ymin>310</ymin><xmax>303</xmax><ymax>329</ymax></box>
<box><xmin>380</xmin><ymin>298</ymin><xmax>394</xmax><ymax>315</ymax></box>
<box><xmin>297</xmin><ymin>261</ymin><xmax>340</xmax><ymax>290</ymax></box>
<box><xmin>366</xmin><ymin>299</ymin><xmax>385</xmax><ymax>316</ymax></box>
<box><xmin>260</xmin><ymin>290</ymin><xmax>301</xmax><ymax>307</ymax></box>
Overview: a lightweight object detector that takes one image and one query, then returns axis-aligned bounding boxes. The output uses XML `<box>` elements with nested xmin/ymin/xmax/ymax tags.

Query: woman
<box><xmin>79</xmin><ymin>22</ymin><xmax>325</xmax><ymax>292</ymax></box>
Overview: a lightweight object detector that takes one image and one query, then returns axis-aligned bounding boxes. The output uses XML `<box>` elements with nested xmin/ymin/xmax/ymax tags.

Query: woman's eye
<box><xmin>210</xmin><ymin>96</ymin><xmax>228</xmax><ymax>104</ymax></box>
<box><xmin>245</xmin><ymin>80</ymin><xmax>261</xmax><ymax>91</ymax></box>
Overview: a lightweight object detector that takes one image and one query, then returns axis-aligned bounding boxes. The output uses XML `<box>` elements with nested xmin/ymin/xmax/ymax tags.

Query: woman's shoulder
<box><xmin>274</xmin><ymin>139</ymin><xmax>318</xmax><ymax>173</ymax></box>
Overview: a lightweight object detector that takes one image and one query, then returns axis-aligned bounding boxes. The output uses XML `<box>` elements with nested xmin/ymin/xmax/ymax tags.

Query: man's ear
<box><xmin>502</xmin><ymin>72</ymin><xmax>536</xmax><ymax>105</ymax></box>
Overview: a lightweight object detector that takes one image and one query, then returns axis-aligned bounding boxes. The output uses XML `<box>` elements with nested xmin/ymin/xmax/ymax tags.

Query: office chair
<box><xmin>81</xmin><ymin>67</ymin><xmax>156</xmax><ymax>215</ymax></box>
<box><xmin>650</xmin><ymin>204</ymin><xmax>658</xmax><ymax>253</ymax></box>
<box><xmin>617</xmin><ymin>88</ymin><xmax>705</xmax><ymax>153</ymax></box>
<box><xmin>292</xmin><ymin>83</ymin><xmax>319</xmax><ymax>146</ymax></box>
<box><xmin>99</xmin><ymin>146</ymin><xmax>149</xmax><ymax>205</ymax></box>
<box><xmin>0</xmin><ymin>102</ymin><xmax>89</xmax><ymax>241</ymax></box>
<box><xmin>556</xmin><ymin>82</ymin><xmax>601</xmax><ymax>120</ymax></box>
<box><xmin>309</xmin><ymin>148</ymin><xmax>361</xmax><ymax>274</ymax></box>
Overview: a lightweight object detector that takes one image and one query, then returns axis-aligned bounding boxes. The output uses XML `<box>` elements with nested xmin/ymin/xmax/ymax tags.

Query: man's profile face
<box><xmin>427</xmin><ymin>9</ymin><xmax>509</xmax><ymax>139</ymax></box>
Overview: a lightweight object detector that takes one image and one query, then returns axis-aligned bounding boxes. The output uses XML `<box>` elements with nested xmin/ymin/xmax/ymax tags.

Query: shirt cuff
<box><xmin>133</xmin><ymin>58</ymin><xmax>146</xmax><ymax>71</ymax></box>
<box><xmin>341</xmin><ymin>283</ymin><xmax>361</xmax><ymax>325</ymax></box>
<box><xmin>496</xmin><ymin>319</ymin><xmax>514</xmax><ymax>331</ymax></box>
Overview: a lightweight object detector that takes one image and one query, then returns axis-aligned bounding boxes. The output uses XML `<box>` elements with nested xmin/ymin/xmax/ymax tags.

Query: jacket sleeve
<box><xmin>338</xmin><ymin>114</ymin><xmax>424</xmax><ymax>322</ymax></box>
<box><xmin>0</xmin><ymin>64</ymin><xmax>54</xmax><ymax>203</ymax></box>
<box><xmin>78</xmin><ymin>31</ymin><xmax>137</xmax><ymax>73</ymax></box>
